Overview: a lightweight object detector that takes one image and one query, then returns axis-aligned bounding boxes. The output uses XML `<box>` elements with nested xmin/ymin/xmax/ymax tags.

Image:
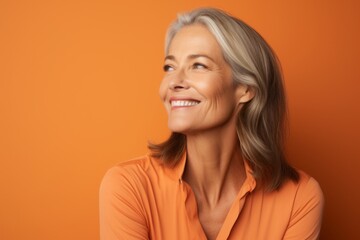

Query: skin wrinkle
<box><xmin>185</xmin><ymin>136</ymin><xmax>245</xmax><ymax>206</ymax></box>
<box><xmin>159</xmin><ymin>24</ymin><xmax>254</xmax><ymax>240</ymax></box>
<box><xmin>160</xmin><ymin>25</ymin><xmax>242</xmax><ymax>135</ymax></box>
<box><xmin>101</xmin><ymin>9</ymin><xmax>323</xmax><ymax>240</ymax></box>
<box><xmin>160</xmin><ymin>12</ymin><xmax>288</xmax><ymax>188</ymax></box>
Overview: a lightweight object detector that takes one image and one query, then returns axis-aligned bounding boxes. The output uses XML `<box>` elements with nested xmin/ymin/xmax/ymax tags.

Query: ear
<box><xmin>235</xmin><ymin>84</ymin><xmax>255</xmax><ymax>104</ymax></box>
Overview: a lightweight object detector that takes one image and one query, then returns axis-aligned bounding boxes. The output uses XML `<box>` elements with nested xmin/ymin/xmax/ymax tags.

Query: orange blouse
<box><xmin>99</xmin><ymin>153</ymin><xmax>324</xmax><ymax>240</ymax></box>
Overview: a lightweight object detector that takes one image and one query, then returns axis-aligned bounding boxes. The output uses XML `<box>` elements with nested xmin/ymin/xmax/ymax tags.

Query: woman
<box><xmin>100</xmin><ymin>8</ymin><xmax>324</xmax><ymax>240</ymax></box>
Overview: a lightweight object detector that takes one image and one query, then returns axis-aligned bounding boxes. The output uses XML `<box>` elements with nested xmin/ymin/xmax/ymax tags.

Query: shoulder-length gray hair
<box><xmin>149</xmin><ymin>7</ymin><xmax>298</xmax><ymax>190</ymax></box>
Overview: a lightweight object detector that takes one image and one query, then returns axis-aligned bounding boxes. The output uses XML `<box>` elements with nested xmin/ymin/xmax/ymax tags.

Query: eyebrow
<box><xmin>164</xmin><ymin>54</ymin><xmax>215</xmax><ymax>62</ymax></box>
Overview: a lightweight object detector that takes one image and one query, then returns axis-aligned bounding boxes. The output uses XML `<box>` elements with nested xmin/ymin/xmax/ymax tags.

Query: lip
<box><xmin>169</xmin><ymin>97</ymin><xmax>201</xmax><ymax>109</ymax></box>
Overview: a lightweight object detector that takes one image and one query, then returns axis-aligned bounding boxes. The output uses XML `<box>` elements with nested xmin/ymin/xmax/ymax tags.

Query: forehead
<box><xmin>167</xmin><ymin>24</ymin><xmax>223</xmax><ymax>58</ymax></box>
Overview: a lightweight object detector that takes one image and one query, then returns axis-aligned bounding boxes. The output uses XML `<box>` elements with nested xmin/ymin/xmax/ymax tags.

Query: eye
<box><xmin>193</xmin><ymin>63</ymin><xmax>207</xmax><ymax>70</ymax></box>
<box><xmin>163</xmin><ymin>64</ymin><xmax>174</xmax><ymax>72</ymax></box>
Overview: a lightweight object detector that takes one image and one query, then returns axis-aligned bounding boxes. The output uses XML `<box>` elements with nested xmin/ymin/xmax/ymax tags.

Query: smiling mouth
<box><xmin>171</xmin><ymin>100</ymin><xmax>200</xmax><ymax>107</ymax></box>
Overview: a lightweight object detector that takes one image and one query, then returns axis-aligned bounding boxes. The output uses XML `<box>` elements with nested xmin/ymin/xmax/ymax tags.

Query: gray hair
<box><xmin>150</xmin><ymin>8</ymin><xmax>298</xmax><ymax>190</ymax></box>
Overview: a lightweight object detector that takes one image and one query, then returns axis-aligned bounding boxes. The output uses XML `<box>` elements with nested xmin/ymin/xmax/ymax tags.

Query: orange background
<box><xmin>1</xmin><ymin>0</ymin><xmax>359</xmax><ymax>239</ymax></box>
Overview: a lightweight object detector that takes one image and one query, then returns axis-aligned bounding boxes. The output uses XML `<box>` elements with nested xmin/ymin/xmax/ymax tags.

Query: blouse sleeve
<box><xmin>283</xmin><ymin>176</ymin><xmax>325</xmax><ymax>240</ymax></box>
<box><xmin>99</xmin><ymin>166</ymin><xmax>149</xmax><ymax>240</ymax></box>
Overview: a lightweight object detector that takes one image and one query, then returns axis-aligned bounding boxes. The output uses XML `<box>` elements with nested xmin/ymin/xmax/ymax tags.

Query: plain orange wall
<box><xmin>1</xmin><ymin>0</ymin><xmax>359</xmax><ymax>239</ymax></box>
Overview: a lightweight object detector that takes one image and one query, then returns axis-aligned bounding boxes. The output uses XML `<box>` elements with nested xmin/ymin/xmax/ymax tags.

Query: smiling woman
<box><xmin>99</xmin><ymin>8</ymin><xmax>324</xmax><ymax>240</ymax></box>
<box><xmin>160</xmin><ymin>24</ymin><xmax>239</xmax><ymax>134</ymax></box>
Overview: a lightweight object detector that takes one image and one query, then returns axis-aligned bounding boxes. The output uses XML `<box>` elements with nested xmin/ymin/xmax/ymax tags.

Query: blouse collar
<box><xmin>163</xmin><ymin>150</ymin><xmax>257</xmax><ymax>192</ymax></box>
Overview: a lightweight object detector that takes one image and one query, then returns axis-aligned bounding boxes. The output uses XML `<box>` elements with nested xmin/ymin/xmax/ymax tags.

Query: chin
<box><xmin>168</xmin><ymin>122</ymin><xmax>192</xmax><ymax>134</ymax></box>
<box><xmin>168</xmin><ymin>126</ymin><xmax>188</xmax><ymax>134</ymax></box>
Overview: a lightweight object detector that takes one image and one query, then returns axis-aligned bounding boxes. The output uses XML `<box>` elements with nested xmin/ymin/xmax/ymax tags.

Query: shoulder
<box><xmin>276</xmin><ymin>170</ymin><xmax>324</xmax><ymax>209</ymax></box>
<box><xmin>99</xmin><ymin>154</ymin><xmax>171</xmax><ymax>202</ymax></box>
<box><xmin>103</xmin><ymin>155</ymin><xmax>150</xmax><ymax>180</ymax></box>
<box><xmin>287</xmin><ymin>170</ymin><xmax>324</xmax><ymax>203</ymax></box>
<box><xmin>99</xmin><ymin>155</ymin><xmax>161</xmax><ymax>239</ymax></box>
<box><xmin>100</xmin><ymin>154</ymin><xmax>163</xmax><ymax>193</ymax></box>
<box><xmin>259</xmin><ymin>170</ymin><xmax>324</xmax><ymax>213</ymax></box>
<box><xmin>280</xmin><ymin>170</ymin><xmax>324</xmax><ymax>238</ymax></box>
<box><xmin>290</xmin><ymin>170</ymin><xmax>324</xmax><ymax>214</ymax></box>
<box><xmin>99</xmin><ymin>155</ymin><xmax>164</xmax><ymax>222</ymax></box>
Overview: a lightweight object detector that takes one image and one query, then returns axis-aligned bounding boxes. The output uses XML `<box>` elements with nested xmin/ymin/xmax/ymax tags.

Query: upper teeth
<box><xmin>171</xmin><ymin>100</ymin><xmax>199</xmax><ymax>107</ymax></box>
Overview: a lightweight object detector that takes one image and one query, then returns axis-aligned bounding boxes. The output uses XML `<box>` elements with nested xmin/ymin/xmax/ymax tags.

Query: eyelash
<box><xmin>163</xmin><ymin>65</ymin><xmax>173</xmax><ymax>72</ymax></box>
<box><xmin>163</xmin><ymin>63</ymin><xmax>208</xmax><ymax>72</ymax></box>
<box><xmin>193</xmin><ymin>63</ymin><xmax>207</xmax><ymax>69</ymax></box>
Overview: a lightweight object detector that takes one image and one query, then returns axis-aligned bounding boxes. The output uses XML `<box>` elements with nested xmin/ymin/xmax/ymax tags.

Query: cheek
<box><xmin>206</xmin><ymin>83</ymin><xmax>238</xmax><ymax>113</ymax></box>
<box><xmin>198</xmin><ymin>80</ymin><xmax>232</xmax><ymax>102</ymax></box>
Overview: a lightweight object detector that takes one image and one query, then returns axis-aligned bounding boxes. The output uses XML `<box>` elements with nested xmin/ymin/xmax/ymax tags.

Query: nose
<box><xmin>169</xmin><ymin>69</ymin><xmax>189</xmax><ymax>91</ymax></box>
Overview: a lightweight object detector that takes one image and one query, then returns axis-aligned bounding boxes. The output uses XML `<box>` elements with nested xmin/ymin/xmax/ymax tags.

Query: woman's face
<box><xmin>159</xmin><ymin>24</ymin><xmax>242</xmax><ymax>134</ymax></box>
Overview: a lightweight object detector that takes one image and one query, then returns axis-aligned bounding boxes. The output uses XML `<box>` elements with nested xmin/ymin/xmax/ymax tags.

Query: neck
<box><xmin>182</xmin><ymin>121</ymin><xmax>246</xmax><ymax>208</ymax></box>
